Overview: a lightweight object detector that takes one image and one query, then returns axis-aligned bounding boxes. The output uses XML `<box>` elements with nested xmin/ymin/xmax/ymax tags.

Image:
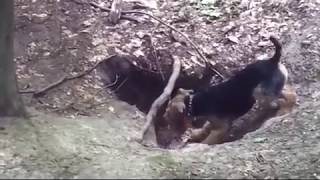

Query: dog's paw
<box><xmin>269</xmin><ymin>100</ymin><xmax>280</xmax><ymax>109</ymax></box>
<box><xmin>180</xmin><ymin>128</ymin><xmax>193</xmax><ymax>142</ymax></box>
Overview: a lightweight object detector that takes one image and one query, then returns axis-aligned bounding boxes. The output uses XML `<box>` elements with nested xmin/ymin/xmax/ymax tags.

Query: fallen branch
<box><xmin>141</xmin><ymin>56</ymin><xmax>181</xmax><ymax>146</ymax></box>
<box><xmin>89</xmin><ymin>2</ymin><xmax>224</xmax><ymax>79</ymax></box>
<box><xmin>33</xmin><ymin>75</ymin><xmax>68</xmax><ymax>97</ymax></box>
<box><xmin>20</xmin><ymin>55</ymin><xmax>116</xmax><ymax>97</ymax></box>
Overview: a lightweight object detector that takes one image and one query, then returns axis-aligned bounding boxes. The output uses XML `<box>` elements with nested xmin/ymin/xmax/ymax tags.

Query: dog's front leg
<box><xmin>187</xmin><ymin>121</ymin><xmax>213</xmax><ymax>143</ymax></box>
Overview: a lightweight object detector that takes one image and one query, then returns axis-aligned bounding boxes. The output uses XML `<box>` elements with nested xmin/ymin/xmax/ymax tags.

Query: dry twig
<box><xmin>20</xmin><ymin>55</ymin><xmax>116</xmax><ymax>97</ymax></box>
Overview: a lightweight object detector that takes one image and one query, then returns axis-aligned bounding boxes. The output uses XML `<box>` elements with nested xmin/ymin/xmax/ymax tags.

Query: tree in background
<box><xmin>0</xmin><ymin>0</ymin><xmax>26</xmax><ymax>117</ymax></box>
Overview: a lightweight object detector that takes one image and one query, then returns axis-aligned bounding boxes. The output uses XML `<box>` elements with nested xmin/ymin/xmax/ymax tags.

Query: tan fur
<box><xmin>163</xmin><ymin>88</ymin><xmax>193</xmax><ymax>135</ymax></box>
<box><xmin>276</xmin><ymin>84</ymin><xmax>297</xmax><ymax>116</ymax></box>
<box><xmin>188</xmin><ymin>116</ymin><xmax>231</xmax><ymax>145</ymax></box>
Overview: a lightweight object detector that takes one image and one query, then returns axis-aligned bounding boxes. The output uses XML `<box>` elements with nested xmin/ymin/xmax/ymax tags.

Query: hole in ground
<box><xmin>97</xmin><ymin>54</ymin><xmax>279</xmax><ymax>149</ymax></box>
<box><xmin>97</xmin><ymin>54</ymin><xmax>219</xmax><ymax>114</ymax></box>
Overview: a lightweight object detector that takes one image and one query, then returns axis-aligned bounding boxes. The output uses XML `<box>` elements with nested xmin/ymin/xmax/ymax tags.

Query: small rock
<box><xmin>253</xmin><ymin>137</ymin><xmax>267</xmax><ymax>143</ymax></box>
<box><xmin>32</xmin><ymin>13</ymin><xmax>48</xmax><ymax>23</ymax></box>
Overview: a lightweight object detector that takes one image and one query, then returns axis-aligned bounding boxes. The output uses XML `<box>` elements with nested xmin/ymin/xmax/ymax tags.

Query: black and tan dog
<box><xmin>224</xmin><ymin>83</ymin><xmax>297</xmax><ymax>143</ymax></box>
<box><xmin>188</xmin><ymin>82</ymin><xmax>297</xmax><ymax>145</ymax></box>
<box><xmin>184</xmin><ymin>36</ymin><xmax>294</xmax><ymax>145</ymax></box>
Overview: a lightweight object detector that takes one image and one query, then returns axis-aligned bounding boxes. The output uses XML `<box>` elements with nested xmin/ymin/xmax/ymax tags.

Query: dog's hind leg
<box><xmin>187</xmin><ymin>116</ymin><xmax>231</xmax><ymax>145</ymax></box>
<box><xmin>188</xmin><ymin>121</ymin><xmax>213</xmax><ymax>143</ymax></box>
<box><xmin>200</xmin><ymin>119</ymin><xmax>230</xmax><ymax>145</ymax></box>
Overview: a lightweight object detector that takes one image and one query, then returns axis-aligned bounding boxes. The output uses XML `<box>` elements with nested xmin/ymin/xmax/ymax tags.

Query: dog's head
<box><xmin>171</xmin><ymin>88</ymin><xmax>193</xmax><ymax>99</ymax></box>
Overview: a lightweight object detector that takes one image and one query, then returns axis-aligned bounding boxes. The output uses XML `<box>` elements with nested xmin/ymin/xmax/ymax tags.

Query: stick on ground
<box><xmin>89</xmin><ymin>2</ymin><xmax>224</xmax><ymax>79</ymax></box>
<box><xmin>141</xmin><ymin>56</ymin><xmax>181</xmax><ymax>146</ymax></box>
<box><xmin>20</xmin><ymin>55</ymin><xmax>116</xmax><ymax>97</ymax></box>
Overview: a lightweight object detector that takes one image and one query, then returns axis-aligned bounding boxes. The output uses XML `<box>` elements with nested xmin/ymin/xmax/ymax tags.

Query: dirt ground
<box><xmin>0</xmin><ymin>0</ymin><xmax>320</xmax><ymax>178</ymax></box>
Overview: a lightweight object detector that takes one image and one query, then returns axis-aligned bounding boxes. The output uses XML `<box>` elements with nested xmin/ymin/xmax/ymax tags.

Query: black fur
<box><xmin>260</xmin><ymin>37</ymin><xmax>286</xmax><ymax>97</ymax></box>
<box><xmin>260</xmin><ymin>66</ymin><xmax>286</xmax><ymax>97</ymax></box>
<box><xmin>188</xmin><ymin>36</ymin><xmax>284</xmax><ymax>121</ymax></box>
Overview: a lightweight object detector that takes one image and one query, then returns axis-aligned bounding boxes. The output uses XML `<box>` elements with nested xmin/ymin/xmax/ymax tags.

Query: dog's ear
<box><xmin>176</xmin><ymin>88</ymin><xmax>193</xmax><ymax>96</ymax></box>
<box><xmin>171</xmin><ymin>88</ymin><xmax>193</xmax><ymax>98</ymax></box>
<box><xmin>269</xmin><ymin>36</ymin><xmax>282</xmax><ymax>64</ymax></box>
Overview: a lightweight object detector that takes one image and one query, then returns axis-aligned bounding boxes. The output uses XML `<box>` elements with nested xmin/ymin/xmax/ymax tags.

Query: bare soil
<box><xmin>0</xmin><ymin>0</ymin><xmax>319</xmax><ymax>178</ymax></box>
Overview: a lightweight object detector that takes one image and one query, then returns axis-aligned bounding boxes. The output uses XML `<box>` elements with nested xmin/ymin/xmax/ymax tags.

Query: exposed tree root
<box><xmin>140</xmin><ymin>56</ymin><xmax>181</xmax><ymax>147</ymax></box>
<box><xmin>19</xmin><ymin>55</ymin><xmax>116</xmax><ymax>98</ymax></box>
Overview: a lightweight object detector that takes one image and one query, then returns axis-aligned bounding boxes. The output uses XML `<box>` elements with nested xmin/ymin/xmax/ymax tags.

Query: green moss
<box><xmin>147</xmin><ymin>153</ymin><xmax>192</xmax><ymax>179</ymax></box>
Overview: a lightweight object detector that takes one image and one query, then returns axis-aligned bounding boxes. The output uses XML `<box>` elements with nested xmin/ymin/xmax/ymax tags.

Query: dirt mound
<box><xmin>8</xmin><ymin>0</ymin><xmax>320</xmax><ymax>178</ymax></box>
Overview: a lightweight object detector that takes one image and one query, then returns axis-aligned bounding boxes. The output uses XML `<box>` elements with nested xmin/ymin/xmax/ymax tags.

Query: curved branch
<box><xmin>140</xmin><ymin>56</ymin><xmax>181</xmax><ymax>146</ymax></box>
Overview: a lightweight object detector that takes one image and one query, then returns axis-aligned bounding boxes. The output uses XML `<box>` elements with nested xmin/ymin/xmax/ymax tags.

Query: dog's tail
<box><xmin>269</xmin><ymin>36</ymin><xmax>282</xmax><ymax>64</ymax></box>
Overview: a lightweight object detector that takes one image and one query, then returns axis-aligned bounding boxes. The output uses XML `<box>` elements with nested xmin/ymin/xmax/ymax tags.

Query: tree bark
<box><xmin>0</xmin><ymin>0</ymin><xmax>26</xmax><ymax>117</ymax></box>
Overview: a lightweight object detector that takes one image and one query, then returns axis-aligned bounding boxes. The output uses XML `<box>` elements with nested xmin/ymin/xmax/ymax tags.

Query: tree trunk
<box><xmin>0</xmin><ymin>0</ymin><xmax>26</xmax><ymax>117</ymax></box>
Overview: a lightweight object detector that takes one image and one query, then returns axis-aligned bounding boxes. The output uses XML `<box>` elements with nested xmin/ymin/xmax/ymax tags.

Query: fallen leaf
<box><xmin>133</xmin><ymin>49</ymin><xmax>145</xmax><ymax>57</ymax></box>
<box><xmin>124</xmin><ymin>0</ymin><xmax>158</xmax><ymax>9</ymax></box>
<box><xmin>200</xmin><ymin>0</ymin><xmax>217</xmax><ymax>5</ymax></box>
<box><xmin>257</xmin><ymin>41</ymin><xmax>269</xmax><ymax>47</ymax></box>
<box><xmin>200</xmin><ymin>9</ymin><xmax>222</xmax><ymax>18</ymax></box>
<box><xmin>108</xmin><ymin>106</ymin><xmax>115</xmax><ymax>113</ymax></box>
<box><xmin>227</xmin><ymin>35</ymin><xmax>239</xmax><ymax>43</ymax></box>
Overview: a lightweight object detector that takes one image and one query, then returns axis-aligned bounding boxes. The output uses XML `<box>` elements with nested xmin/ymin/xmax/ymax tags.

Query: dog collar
<box><xmin>185</xmin><ymin>94</ymin><xmax>194</xmax><ymax>117</ymax></box>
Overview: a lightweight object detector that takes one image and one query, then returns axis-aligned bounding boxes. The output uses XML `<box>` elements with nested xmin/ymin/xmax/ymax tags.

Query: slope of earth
<box><xmin>0</xmin><ymin>84</ymin><xmax>319</xmax><ymax>178</ymax></box>
<box><xmin>2</xmin><ymin>0</ymin><xmax>319</xmax><ymax>178</ymax></box>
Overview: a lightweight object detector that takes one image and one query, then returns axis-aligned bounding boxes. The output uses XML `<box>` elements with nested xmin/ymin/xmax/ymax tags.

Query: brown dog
<box><xmin>164</xmin><ymin>88</ymin><xmax>232</xmax><ymax>146</ymax></box>
<box><xmin>162</xmin><ymin>84</ymin><xmax>297</xmax><ymax>146</ymax></box>
<box><xmin>162</xmin><ymin>88</ymin><xmax>193</xmax><ymax>147</ymax></box>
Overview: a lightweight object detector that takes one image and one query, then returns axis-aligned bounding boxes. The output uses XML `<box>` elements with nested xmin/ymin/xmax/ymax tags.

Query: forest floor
<box><xmin>0</xmin><ymin>0</ymin><xmax>320</xmax><ymax>178</ymax></box>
